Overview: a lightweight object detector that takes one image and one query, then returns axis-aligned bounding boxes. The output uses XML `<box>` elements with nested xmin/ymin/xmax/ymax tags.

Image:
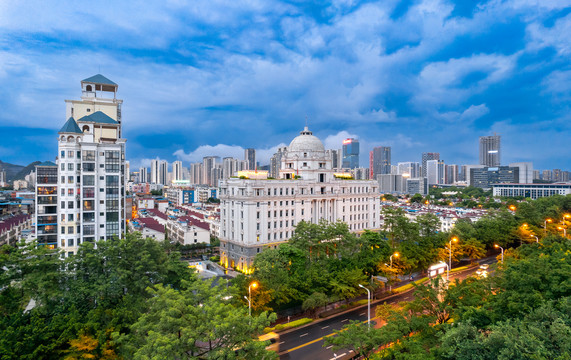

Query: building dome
<box><xmin>288</xmin><ymin>126</ymin><xmax>325</xmax><ymax>153</ymax></box>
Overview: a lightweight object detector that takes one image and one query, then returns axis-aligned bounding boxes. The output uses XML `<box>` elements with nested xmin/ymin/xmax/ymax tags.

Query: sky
<box><xmin>0</xmin><ymin>0</ymin><xmax>570</xmax><ymax>171</ymax></box>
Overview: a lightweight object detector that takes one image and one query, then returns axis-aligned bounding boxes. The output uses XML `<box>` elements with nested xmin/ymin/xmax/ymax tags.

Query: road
<box><xmin>278</xmin><ymin>258</ymin><xmax>495</xmax><ymax>360</ymax></box>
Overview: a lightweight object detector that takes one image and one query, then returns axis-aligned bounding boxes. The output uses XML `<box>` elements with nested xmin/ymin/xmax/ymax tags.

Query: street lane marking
<box><xmin>281</xmin><ymin>316</ymin><xmax>380</xmax><ymax>354</ymax></box>
<box><xmin>326</xmin><ymin>345</ymin><xmax>333</xmax><ymax>349</ymax></box>
<box><xmin>300</xmin><ymin>333</ymin><xmax>309</xmax><ymax>337</ymax></box>
<box><xmin>279</xmin><ymin>341</ymin><xmax>285</xmax><ymax>345</ymax></box>
<box><xmin>322</xmin><ymin>325</ymin><xmax>329</xmax><ymax>329</ymax></box>
<box><xmin>341</xmin><ymin>318</ymin><xmax>348</xmax><ymax>322</ymax></box>
<box><xmin>359</xmin><ymin>312</ymin><xmax>366</xmax><ymax>316</ymax></box>
<box><xmin>339</xmin><ymin>353</ymin><xmax>346</xmax><ymax>357</ymax></box>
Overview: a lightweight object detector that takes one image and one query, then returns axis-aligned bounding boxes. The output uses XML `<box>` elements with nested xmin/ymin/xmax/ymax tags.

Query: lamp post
<box><xmin>358</xmin><ymin>284</ymin><xmax>371</xmax><ymax>330</ymax></box>
<box><xmin>558</xmin><ymin>226</ymin><xmax>567</xmax><ymax>237</ymax></box>
<box><xmin>544</xmin><ymin>218</ymin><xmax>553</xmax><ymax>233</ymax></box>
<box><xmin>449</xmin><ymin>237</ymin><xmax>458</xmax><ymax>279</ymax></box>
<box><xmin>389</xmin><ymin>253</ymin><xmax>399</xmax><ymax>292</ymax></box>
<box><xmin>494</xmin><ymin>244</ymin><xmax>504</xmax><ymax>263</ymax></box>
<box><xmin>247</xmin><ymin>281</ymin><xmax>258</xmax><ymax>317</ymax></box>
<box><xmin>531</xmin><ymin>235</ymin><xmax>539</xmax><ymax>243</ymax></box>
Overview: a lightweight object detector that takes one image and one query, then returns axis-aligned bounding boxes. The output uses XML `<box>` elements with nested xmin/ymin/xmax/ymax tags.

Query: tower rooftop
<box><xmin>81</xmin><ymin>74</ymin><xmax>117</xmax><ymax>86</ymax></box>
<box><xmin>58</xmin><ymin>117</ymin><xmax>82</xmax><ymax>134</ymax></box>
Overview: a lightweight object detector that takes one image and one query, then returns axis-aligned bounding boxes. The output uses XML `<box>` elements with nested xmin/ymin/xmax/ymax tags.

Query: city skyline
<box><xmin>1</xmin><ymin>1</ymin><xmax>571</xmax><ymax>170</ymax></box>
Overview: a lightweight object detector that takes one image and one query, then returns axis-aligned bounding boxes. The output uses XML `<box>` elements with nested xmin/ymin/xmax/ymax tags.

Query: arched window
<box><xmin>82</xmin><ymin>125</ymin><xmax>90</xmax><ymax>133</ymax></box>
<box><xmin>86</xmin><ymin>85</ymin><xmax>93</xmax><ymax>92</ymax></box>
<box><xmin>60</xmin><ymin>135</ymin><xmax>65</xmax><ymax>141</ymax></box>
<box><xmin>67</xmin><ymin>135</ymin><xmax>74</xmax><ymax>142</ymax></box>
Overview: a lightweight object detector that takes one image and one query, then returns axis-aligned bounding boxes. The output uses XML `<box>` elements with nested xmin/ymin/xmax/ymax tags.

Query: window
<box><xmin>61</xmin><ymin>150</ymin><xmax>65</xmax><ymax>158</ymax></box>
<box><xmin>68</xmin><ymin>201</ymin><xmax>74</xmax><ymax>209</ymax></box>
<box><xmin>61</xmin><ymin>201</ymin><xmax>65</xmax><ymax>209</ymax></box>
<box><xmin>68</xmin><ymin>226</ymin><xmax>74</xmax><ymax>234</ymax></box>
<box><xmin>61</xmin><ymin>227</ymin><xmax>65</xmax><ymax>234</ymax></box>
<box><xmin>68</xmin><ymin>189</ymin><xmax>74</xmax><ymax>196</ymax></box>
<box><xmin>83</xmin><ymin>175</ymin><xmax>95</xmax><ymax>186</ymax></box>
<box><xmin>69</xmin><ymin>239</ymin><xmax>74</xmax><ymax>247</ymax></box>
<box><xmin>68</xmin><ymin>163</ymin><xmax>74</xmax><ymax>171</ymax></box>
<box><xmin>68</xmin><ymin>176</ymin><xmax>74</xmax><ymax>184</ymax></box>
<box><xmin>61</xmin><ymin>163</ymin><xmax>65</xmax><ymax>171</ymax></box>
<box><xmin>68</xmin><ymin>150</ymin><xmax>74</xmax><ymax>158</ymax></box>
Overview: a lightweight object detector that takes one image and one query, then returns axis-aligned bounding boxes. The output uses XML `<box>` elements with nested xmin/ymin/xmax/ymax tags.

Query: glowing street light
<box><xmin>390</xmin><ymin>252</ymin><xmax>399</xmax><ymax>268</ymax></box>
<box><xmin>557</xmin><ymin>226</ymin><xmax>567</xmax><ymax>237</ymax></box>
<box><xmin>509</xmin><ymin>205</ymin><xmax>517</xmax><ymax>211</ymax></box>
<box><xmin>494</xmin><ymin>244</ymin><xmax>504</xmax><ymax>263</ymax></box>
<box><xmin>530</xmin><ymin>234</ymin><xmax>539</xmax><ymax>243</ymax></box>
<box><xmin>544</xmin><ymin>218</ymin><xmax>553</xmax><ymax>230</ymax></box>
<box><xmin>449</xmin><ymin>237</ymin><xmax>458</xmax><ymax>280</ymax></box>
<box><xmin>247</xmin><ymin>281</ymin><xmax>258</xmax><ymax>316</ymax></box>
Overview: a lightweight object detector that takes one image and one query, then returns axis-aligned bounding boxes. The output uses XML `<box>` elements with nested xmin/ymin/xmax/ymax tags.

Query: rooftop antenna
<box><xmin>305</xmin><ymin>115</ymin><xmax>309</xmax><ymax>128</ymax></box>
<box><xmin>98</xmin><ymin>65</ymin><xmax>101</xmax><ymax>74</ymax></box>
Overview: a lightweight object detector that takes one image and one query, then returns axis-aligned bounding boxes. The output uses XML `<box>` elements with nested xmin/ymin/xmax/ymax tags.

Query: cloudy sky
<box><xmin>1</xmin><ymin>0</ymin><xmax>570</xmax><ymax>170</ymax></box>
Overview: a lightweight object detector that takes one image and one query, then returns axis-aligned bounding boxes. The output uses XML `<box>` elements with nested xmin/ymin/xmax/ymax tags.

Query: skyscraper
<box><xmin>342</xmin><ymin>138</ymin><xmax>359</xmax><ymax>169</ymax></box>
<box><xmin>40</xmin><ymin>74</ymin><xmax>126</xmax><ymax>256</ymax></box>
<box><xmin>369</xmin><ymin>146</ymin><xmax>391</xmax><ymax>179</ymax></box>
<box><xmin>151</xmin><ymin>159</ymin><xmax>159</xmax><ymax>184</ymax></box>
<box><xmin>426</xmin><ymin>160</ymin><xmax>445</xmax><ymax>185</ymax></box>
<box><xmin>203</xmin><ymin>156</ymin><xmax>219</xmax><ymax>186</ymax></box>
<box><xmin>245</xmin><ymin>148</ymin><xmax>256</xmax><ymax>170</ymax></box>
<box><xmin>479</xmin><ymin>135</ymin><xmax>501</xmax><ymax>167</ymax></box>
<box><xmin>190</xmin><ymin>163</ymin><xmax>203</xmax><ymax>185</ymax></box>
<box><xmin>139</xmin><ymin>167</ymin><xmax>148</xmax><ymax>183</ymax></box>
<box><xmin>159</xmin><ymin>160</ymin><xmax>168</xmax><ymax>185</ymax></box>
<box><xmin>421</xmin><ymin>152</ymin><xmax>440</xmax><ymax>177</ymax></box>
<box><xmin>172</xmin><ymin>161</ymin><xmax>183</xmax><ymax>182</ymax></box>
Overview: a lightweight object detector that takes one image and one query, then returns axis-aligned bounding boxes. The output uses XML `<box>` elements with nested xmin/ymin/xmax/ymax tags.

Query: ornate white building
<box><xmin>219</xmin><ymin>127</ymin><xmax>380</xmax><ymax>273</ymax></box>
<box><xmin>37</xmin><ymin>75</ymin><xmax>127</xmax><ymax>256</ymax></box>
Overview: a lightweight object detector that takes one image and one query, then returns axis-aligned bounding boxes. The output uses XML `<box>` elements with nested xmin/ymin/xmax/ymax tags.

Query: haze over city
<box><xmin>1</xmin><ymin>0</ymin><xmax>570</xmax><ymax>169</ymax></box>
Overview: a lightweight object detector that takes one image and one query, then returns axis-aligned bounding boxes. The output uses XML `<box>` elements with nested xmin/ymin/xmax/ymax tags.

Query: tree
<box><xmin>302</xmin><ymin>292</ymin><xmax>328</xmax><ymax>318</ymax></box>
<box><xmin>329</xmin><ymin>268</ymin><xmax>368</xmax><ymax>304</ymax></box>
<box><xmin>123</xmin><ymin>280</ymin><xmax>277</xmax><ymax>359</ymax></box>
<box><xmin>324</xmin><ymin>320</ymin><xmax>381</xmax><ymax>360</ymax></box>
<box><xmin>461</xmin><ymin>238</ymin><xmax>486</xmax><ymax>263</ymax></box>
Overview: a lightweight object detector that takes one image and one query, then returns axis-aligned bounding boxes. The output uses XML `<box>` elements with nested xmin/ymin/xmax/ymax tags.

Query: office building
<box><xmin>426</xmin><ymin>160</ymin><xmax>445</xmax><ymax>185</ymax></box>
<box><xmin>421</xmin><ymin>152</ymin><xmax>440</xmax><ymax>177</ymax></box>
<box><xmin>219</xmin><ymin>127</ymin><xmax>379</xmax><ymax>273</ymax></box>
<box><xmin>245</xmin><ymin>148</ymin><xmax>256</xmax><ymax>170</ymax></box>
<box><xmin>39</xmin><ymin>74</ymin><xmax>127</xmax><ymax>256</ymax></box>
<box><xmin>378</xmin><ymin>174</ymin><xmax>406</xmax><ymax>194</ymax></box>
<box><xmin>406</xmin><ymin>177</ymin><xmax>428</xmax><ymax>196</ymax></box>
<box><xmin>509</xmin><ymin>162</ymin><xmax>533</xmax><ymax>184</ymax></box>
<box><xmin>479</xmin><ymin>135</ymin><xmax>501</xmax><ymax>167</ymax></box>
<box><xmin>342</xmin><ymin>138</ymin><xmax>359</xmax><ymax>169</ymax></box>
<box><xmin>369</xmin><ymin>146</ymin><xmax>391</xmax><ymax>179</ymax></box>
<box><xmin>470</xmin><ymin>166</ymin><xmax>518</xmax><ymax>189</ymax></box>
<box><xmin>397</xmin><ymin>162</ymin><xmax>420</xmax><ymax>178</ymax></box>
<box><xmin>493</xmin><ymin>183</ymin><xmax>571</xmax><ymax>199</ymax></box>
<box><xmin>203</xmin><ymin>156</ymin><xmax>219</xmax><ymax>186</ymax></box>
<box><xmin>445</xmin><ymin>164</ymin><xmax>459</xmax><ymax>184</ymax></box>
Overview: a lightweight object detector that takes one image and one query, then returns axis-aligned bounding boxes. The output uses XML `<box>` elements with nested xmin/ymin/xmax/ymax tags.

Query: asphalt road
<box><xmin>278</xmin><ymin>258</ymin><xmax>496</xmax><ymax>360</ymax></box>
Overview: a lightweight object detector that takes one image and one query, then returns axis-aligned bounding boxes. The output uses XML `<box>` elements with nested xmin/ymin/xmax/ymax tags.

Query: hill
<box><xmin>0</xmin><ymin>160</ymin><xmax>43</xmax><ymax>182</ymax></box>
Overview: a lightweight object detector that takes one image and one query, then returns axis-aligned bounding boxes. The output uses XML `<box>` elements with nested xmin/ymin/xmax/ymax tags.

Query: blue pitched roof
<box><xmin>78</xmin><ymin>111</ymin><xmax>118</xmax><ymax>124</ymax></box>
<box><xmin>59</xmin><ymin>117</ymin><xmax>82</xmax><ymax>134</ymax></box>
<box><xmin>81</xmin><ymin>74</ymin><xmax>117</xmax><ymax>86</ymax></box>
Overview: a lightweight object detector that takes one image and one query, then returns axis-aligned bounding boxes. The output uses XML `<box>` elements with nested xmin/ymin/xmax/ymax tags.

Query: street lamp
<box><xmin>389</xmin><ymin>252</ymin><xmax>399</xmax><ymax>268</ymax></box>
<box><xmin>358</xmin><ymin>284</ymin><xmax>371</xmax><ymax>330</ymax></box>
<box><xmin>247</xmin><ymin>281</ymin><xmax>258</xmax><ymax>317</ymax></box>
<box><xmin>494</xmin><ymin>244</ymin><xmax>504</xmax><ymax>263</ymax></box>
<box><xmin>557</xmin><ymin>226</ymin><xmax>567</xmax><ymax>237</ymax></box>
<box><xmin>509</xmin><ymin>205</ymin><xmax>516</xmax><ymax>211</ymax></box>
<box><xmin>544</xmin><ymin>218</ymin><xmax>553</xmax><ymax>232</ymax></box>
<box><xmin>531</xmin><ymin>235</ymin><xmax>539</xmax><ymax>243</ymax></box>
<box><xmin>389</xmin><ymin>253</ymin><xmax>399</xmax><ymax>292</ymax></box>
<box><xmin>449</xmin><ymin>237</ymin><xmax>458</xmax><ymax>279</ymax></box>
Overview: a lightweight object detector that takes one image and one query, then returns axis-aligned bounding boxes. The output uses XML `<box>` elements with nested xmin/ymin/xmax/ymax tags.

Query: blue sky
<box><xmin>0</xmin><ymin>0</ymin><xmax>570</xmax><ymax>171</ymax></box>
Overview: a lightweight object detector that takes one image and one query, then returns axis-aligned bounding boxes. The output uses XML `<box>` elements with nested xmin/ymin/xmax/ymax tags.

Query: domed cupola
<box><xmin>288</xmin><ymin>126</ymin><xmax>325</xmax><ymax>153</ymax></box>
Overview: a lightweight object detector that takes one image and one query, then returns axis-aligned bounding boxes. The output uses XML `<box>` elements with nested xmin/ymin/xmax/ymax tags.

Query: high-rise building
<box><xmin>159</xmin><ymin>160</ymin><xmax>168</xmax><ymax>185</ymax></box>
<box><xmin>41</xmin><ymin>74</ymin><xmax>126</xmax><ymax>256</ymax></box>
<box><xmin>445</xmin><ymin>164</ymin><xmax>459</xmax><ymax>184</ymax></box>
<box><xmin>342</xmin><ymin>138</ymin><xmax>359</xmax><ymax>169</ymax></box>
<box><xmin>421</xmin><ymin>152</ymin><xmax>440</xmax><ymax>177</ymax></box>
<box><xmin>203</xmin><ymin>156</ymin><xmax>219</xmax><ymax>186</ymax></box>
<box><xmin>219</xmin><ymin>127</ymin><xmax>379</xmax><ymax>272</ymax></box>
<box><xmin>479</xmin><ymin>135</ymin><xmax>501</xmax><ymax>167</ymax></box>
<box><xmin>245</xmin><ymin>148</ymin><xmax>256</xmax><ymax>170</ymax></box>
<box><xmin>151</xmin><ymin>159</ymin><xmax>159</xmax><ymax>184</ymax></box>
<box><xmin>369</xmin><ymin>146</ymin><xmax>391</xmax><ymax>179</ymax></box>
<box><xmin>190</xmin><ymin>163</ymin><xmax>203</xmax><ymax>185</ymax></box>
<box><xmin>270</xmin><ymin>147</ymin><xmax>286</xmax><ymax>179</ymax></box>
<box><xmin>172</xmin><ymin>161</ymin><xmax>183</xmax><ymax>182</ymax></box>
<box><xmin>509</xmin><ymin>162</ymin><xmax>533</xmax><ymax>184</ymax></box>
<box><xmin>139</xmin><ymin>167</ymin><xmax>148</xmax><ymax>183</ymax></box>
<box><xmin>426</xmin><ymin>160</ymin><xmax>445</xmax><ymax>185</ymax></box>
<box><xmin>470</xmin><ymin>166</ymin><xmax>518</xmax><ymax>189</ymax></box>
<box><xmin>397</xmin><ymin>162</ymin><xmax>420</xmax><ymax>178</ymax></box>
<box><xmin>35</xmin><ymin>162</ymin><xmax>58</xmax><ymax>248</ymax></box>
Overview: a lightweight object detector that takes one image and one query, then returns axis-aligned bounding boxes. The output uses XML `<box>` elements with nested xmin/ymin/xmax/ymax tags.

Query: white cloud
<box><xmin>172</xmin><ymin>143</ymin><xmax>288</xmax><ymax>165</ymax></box>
